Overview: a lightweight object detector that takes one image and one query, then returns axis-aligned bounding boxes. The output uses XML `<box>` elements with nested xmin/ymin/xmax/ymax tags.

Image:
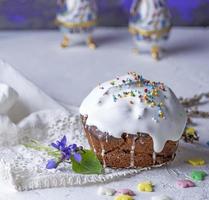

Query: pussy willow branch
<box><xmin>179</xmin><ymin>92</ymin><xmax>209</xmax><ymax>120</ymax></box>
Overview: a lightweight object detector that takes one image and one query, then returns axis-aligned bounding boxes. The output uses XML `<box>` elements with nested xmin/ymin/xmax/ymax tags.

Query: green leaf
<box><xmin>71</xmin><ymin>150</ymin><xmax>103</xmax><ymax>174</ymax></box>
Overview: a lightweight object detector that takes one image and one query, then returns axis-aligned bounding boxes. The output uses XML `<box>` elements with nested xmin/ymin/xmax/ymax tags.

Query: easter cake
<box><xmin>80</xmin><ymin>72</ymin><xmax>187</xmax><ymax>168</ymax></box>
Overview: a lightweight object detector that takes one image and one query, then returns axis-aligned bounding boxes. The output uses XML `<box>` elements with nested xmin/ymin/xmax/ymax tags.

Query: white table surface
<box><xmin>0</xmin><ymin>28</ymin><xmax>209</xmax><ymax>200</ymax></box>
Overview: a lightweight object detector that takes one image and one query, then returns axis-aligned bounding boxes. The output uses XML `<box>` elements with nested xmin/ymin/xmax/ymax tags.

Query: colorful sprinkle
<box><xmin>152</xmin><ymin>117</ymin><xmax>158</xmax><ymax>123</ymax></box>
<box><xmin>113</xmin><ymin>95</ymin><xmax>117</xmax><ymax>102</ymax></box>
<box><xmin>108</xmin><ymin>72</ymin><xmax>167</xmax><ymax>121</ymax></box>
<box><xmin>137</xmin><ymin>181</ymin><xmax>153</xmax><ymax>192</ymax></box>
<box><xmin>187</xmin><ymin>158</ymin><xmax>205</xmax><ymax>166</ymax></box>
<box><xmin>114</xmin><ymin>194</ymin><xmax>133</xmax><ymax>200</ymax></box>
<box><xmin>177</xmin><ymin>180</ymin><xmax>195</xmax><ymax>188</ymax></box>
<box><xmin>159</xmin><ymin>102</ymin><xmax>164</xmax><ymax>106</ymax></box>
<box><xmin>158</xmin><ymin>111</ymin><xmax>164</xmax><ymax>118</ymax></box>
<box><xmin>131</xmin><ymin>91</ymin><xmax>135</xmax><ymax>97</ymax></box>
<box><xmin>151</xmin><ymin>195</ymin><xmax>172</xmax><ymax>200</ymax></box>
<box><xmin>191</xmin><ymin>170</ymin><xmax>207</xmax><ymax>181</ymax></box>
<box><xmin>97</xmin><ymin>186</ymin><xmax>116</xmax><ymax>196</ymax></box>
<box><xmin>150</xmin><ymin>102</ymin><xmax>156</xmax><ymax>107</ymax></box>
<box><xmin>116</xmin><ymin>189</ymin><xmax>136</xmax><ymax>196</ymax></box>
<box><xmin>110</xmin><ymin>81</ymin><xmax>116</xmax><ymax>85</ymax></box>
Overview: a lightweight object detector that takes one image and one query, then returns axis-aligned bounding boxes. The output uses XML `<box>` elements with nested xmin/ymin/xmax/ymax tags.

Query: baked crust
<box><xmin>81</xmin><ymin>116</ymin><xmax>178</xmax><ymax>169</ymax></box>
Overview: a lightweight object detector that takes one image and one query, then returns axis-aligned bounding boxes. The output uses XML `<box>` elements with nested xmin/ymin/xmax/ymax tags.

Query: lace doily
<box><xmin>0</xmin><ymin>108</ymin><xmax>209</xmax><ymax>192</ymax></box>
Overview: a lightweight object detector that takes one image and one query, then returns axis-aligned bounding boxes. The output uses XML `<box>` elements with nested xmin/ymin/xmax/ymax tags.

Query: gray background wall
<box><xmin>0</xmin><ymin>0</ymin><xmax>209</xmax><ymax>29</ymax></box>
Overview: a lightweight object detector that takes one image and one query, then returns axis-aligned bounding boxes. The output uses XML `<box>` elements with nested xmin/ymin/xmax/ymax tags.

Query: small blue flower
<box><xmin>46</xmin><ymin>159</ymin><xmax>58</xmax><ymax>169</ymax></box>
<box><xmin>51</xmin><ymin>135</ymin><xmax>67</xmax><ymax>151</ymax></box>
<box><xmin>73</xmin><ymin>152</ymin><xmax>82</xmax><ymax>163</ymax></box>
<box><xmin>68</xmin><ymin>144</ymin><xmax>77</xmax><ymax>151</ymax></box>
<box><xmin>46</xmin><ymin>136</ymin><xmax>82</xmax><ymax>170</ymax></box>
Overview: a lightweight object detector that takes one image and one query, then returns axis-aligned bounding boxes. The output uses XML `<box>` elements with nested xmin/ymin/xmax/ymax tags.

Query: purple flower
<box><xmin>46</xmin><ymin>159</ymin><xmax>58</xmax><ymax>169</ymax></box>
<box><xmin>73</xmin><ymin>152</ymin><xmax>82</xmax><ymax>163</ymax></box>
<box><xmin>46</xmin><ymin>136</ymin><xmax>82</xmax><ymax>170</ymax></box>
<box><xmin>51</xmin><ymin>135</ymin><xmax>67</xmax><ymax>151</ymax></box>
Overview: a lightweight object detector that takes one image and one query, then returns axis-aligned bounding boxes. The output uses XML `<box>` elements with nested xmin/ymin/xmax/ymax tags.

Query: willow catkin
<box><xmin>179</xmin><ymin>92</ymin><xmax>209</xmax><ymax>119</ymax></box>
<box><xmin>179</xmin><ymin>93</ymin><xmax>209</xmax><ymax>143</ymax></box>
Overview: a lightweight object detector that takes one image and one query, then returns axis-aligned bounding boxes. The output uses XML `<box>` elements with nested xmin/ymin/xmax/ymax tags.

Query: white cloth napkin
<box><xmin>0</xmin><ymin>60</ymin><xmax>64</xmax><ymax>123</ymax></box>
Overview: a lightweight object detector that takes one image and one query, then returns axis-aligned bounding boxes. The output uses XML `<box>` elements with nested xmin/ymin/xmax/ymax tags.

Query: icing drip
<box><xmin>83</xmin><ymin>116</ymin><xmax>97</xmax><ymax>153</ymax></box>
<box><xmin>88</xmin><ymin>131</ymin><xmax>96</xmax><ymax>153</ymax></box>
<box><xmin>105</xmin><ymin>133</ymin><xmax>109</xmax><ymax>143</ymax></box>
<box><xmin>152</xmin><ymin>152</ymin><xmax>157</xmax><ymax>164</ymax></box>
<box><xmin>172</xmin><ymin>153</ymin><xmax>175</xmax><ymax>160</ymax></box>
<box><xmin>138</xmin><ymin>133</ymin><xmax>145</xmax><ymax>144</ymax></box>
<box><xmin>172</xmin><ymin>141</ymin><xmax>179</xmax><ymax>160</ymax></box>
<box><xmin>80</xmin><ymin>72</ymin><xmax>187</xmax><ymax>153</ymax></box>
<box><xmin>99</xmin><ymin>139</ymin><xmax>106</xmax><ymax>168</ymax></box>
<box><xmin>130</xmin><ymin>136</ymin><xmax>137</xmax><ymax>167</ymax></box>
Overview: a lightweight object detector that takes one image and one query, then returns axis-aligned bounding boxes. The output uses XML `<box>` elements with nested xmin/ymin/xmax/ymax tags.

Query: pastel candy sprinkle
<box><xmin>151</xmin><ymin>195</ymin><xmax>172</xmax><ymax>200</ymax></box>
<box><xmin>137</xmin><ymin>181</ymin><xmax>153</xmax><ymax>192</ymax></box>
<box><xmin>114</xmin><ymin>194</ymin><xmax>133</xmax><ymax>200</ymax></box>
<box><xmin>177</xmin><ymin>180</ymin><xmax>195</xmax><ymax>188</ymax></box>
<box><xmin>191</xmin><ymin>170</ymin><xmax>207</xmax><ymax>181</ymax></box>
<box><xmin>187</xmin><ymin>158</ymin><xmax>205</xmax><ymax>166</ymax></box>
<box><xmin>97</xmin><ymin>186</ymin><xmax>116</xmax><ymax>196</ymax></box>
<box><xmin>116</xmin><ymin>189</ymin><xmax>136</xmax><ymax>196</ymax></box>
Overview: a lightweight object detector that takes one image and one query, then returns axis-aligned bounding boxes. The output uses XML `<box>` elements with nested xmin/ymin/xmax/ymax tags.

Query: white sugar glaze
<box><xmin>80</xmin><ymin>72</ymin><xmax>187</xmax><ymax>153</ymax></box>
